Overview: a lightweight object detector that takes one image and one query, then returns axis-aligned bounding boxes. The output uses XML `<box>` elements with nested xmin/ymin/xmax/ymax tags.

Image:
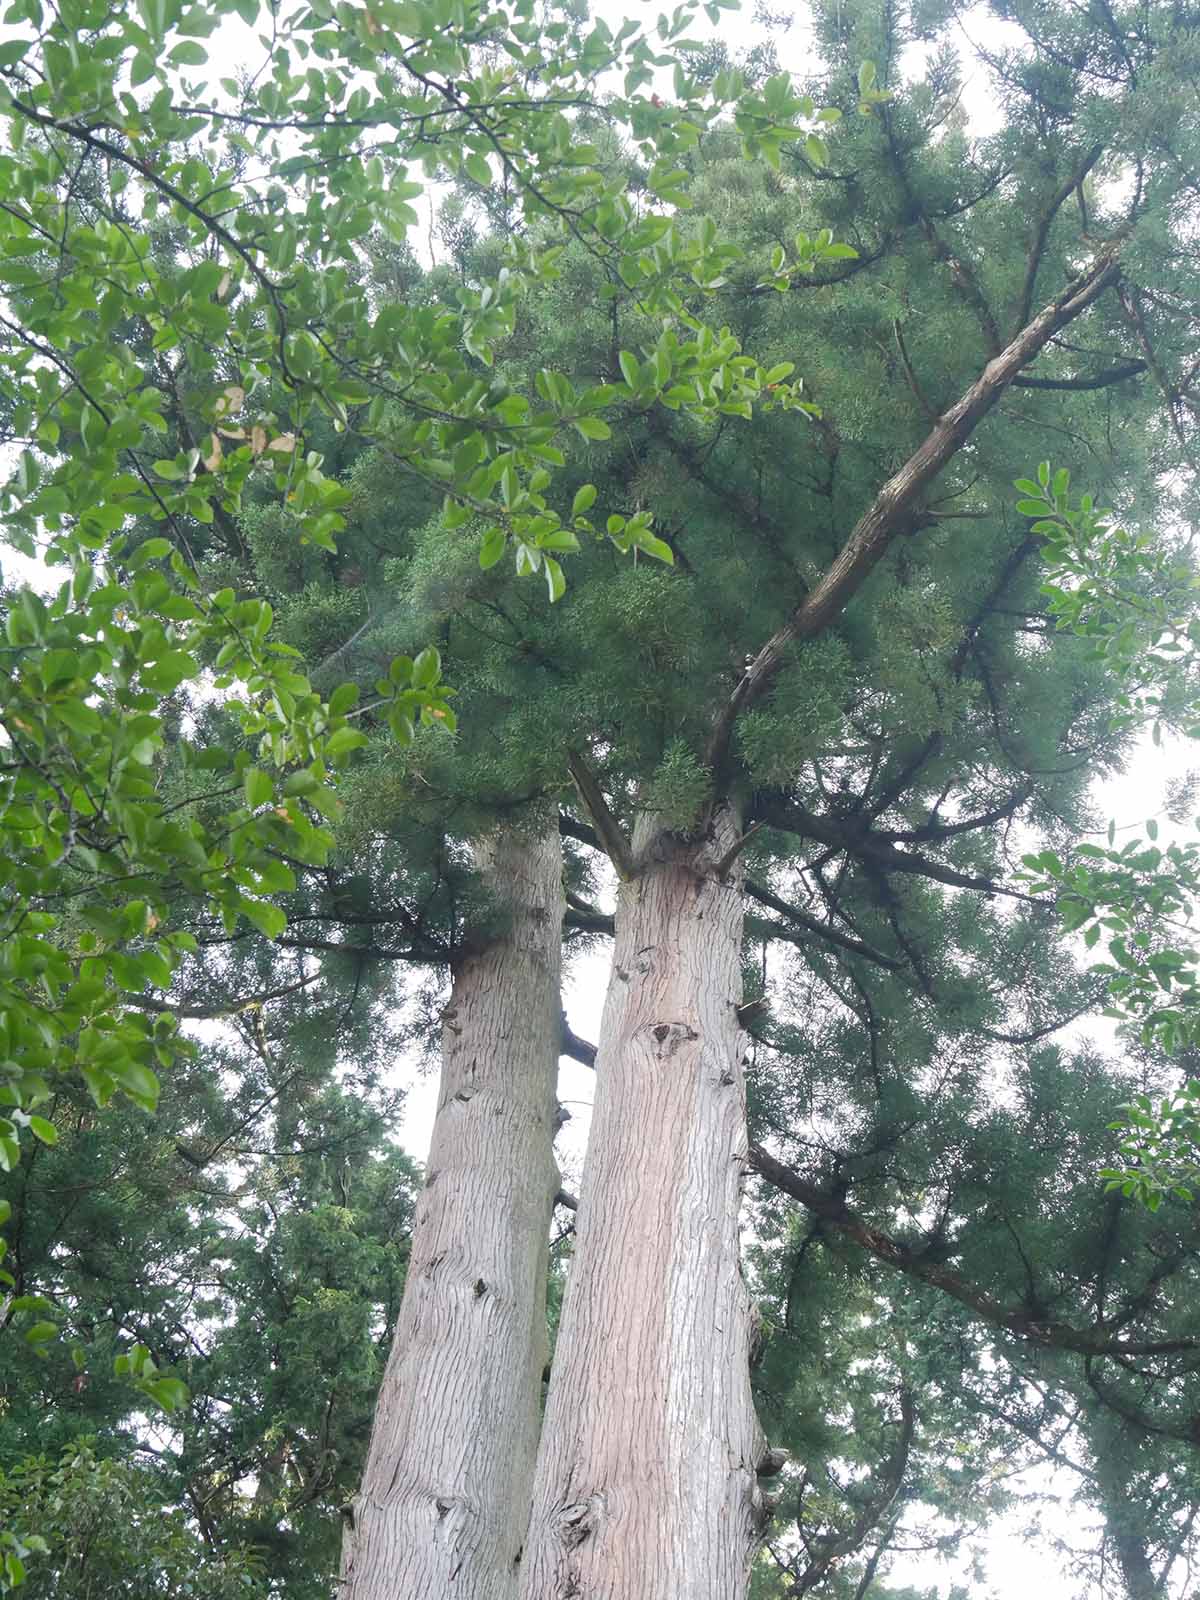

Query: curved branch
<box><xmin>1012</xmin><ymin>358</ymin><xmax>1146</xmax><ymax>391</ymax></box>
<box><xmin>754</xmin><ymin>796</ymin><xmax>1044</xmax><ymax>903</ymax></box>
<box><xmin>881</xmin><ymin>784</ymin><xmax>1032</xmax><ymax>845</ymax></box>
<box><xmin>128</xmin><ymin>971</ymin><xmax>322</xmax><ymax>1019</ymax></box>
<box><xmin>560</xmin><ymin>1013</ymin><xmax>597</xmax><ymax>1068</ymax></box>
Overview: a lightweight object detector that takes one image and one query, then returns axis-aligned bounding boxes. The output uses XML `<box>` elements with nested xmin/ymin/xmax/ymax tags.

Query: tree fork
<box><xmin>341</xmin><ymin>825</ymin><xmax>565</xmax><ymax>1600</ymax></box>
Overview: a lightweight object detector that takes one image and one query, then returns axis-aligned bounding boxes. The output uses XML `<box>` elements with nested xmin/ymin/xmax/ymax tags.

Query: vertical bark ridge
<box><xmin>342</xmin><ymin>825</ymin><xmax>565</xmax><ymax>1600</ymax></box>
<box><xmin>520</xmin><ymin>806</ymin><xmax>769</xmax><ymax>1600</ymax></box>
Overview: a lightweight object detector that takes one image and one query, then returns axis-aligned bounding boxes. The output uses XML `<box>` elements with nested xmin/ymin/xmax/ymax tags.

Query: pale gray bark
<box><xmin>341</xmin><ymin>826</ymin><xmax>564</xmax><ymax>1600</ymax></box>
<box><xmin>519</xmin><ymin>807</ymin><xmax>771</xmax><ymax>1600</ymax></box>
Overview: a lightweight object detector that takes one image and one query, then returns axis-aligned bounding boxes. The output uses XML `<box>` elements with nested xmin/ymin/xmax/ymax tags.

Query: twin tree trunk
<box><xmin>343</xmin><ymin>808</ymin><xmax>769</xmax><ymax>1600</ymax></box>
<box><xmin>341</xmin><ymin>827</ymin><xmax>564</xmax><ymax>1600</ymax></box>
<box><xmin>520</xmin><ymin>807</ymin><xmax>770</xmax><ymax>1599</ymax></box>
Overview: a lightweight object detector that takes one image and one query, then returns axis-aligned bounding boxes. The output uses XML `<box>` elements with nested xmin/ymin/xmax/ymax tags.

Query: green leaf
<box><xmin>328</xmin><ymin>681</ymin><xmax>360</xmax><ymax>717</ymax></box>
<box><xmin>111</xmin><ymin>1061</ymin><xmax>160</xmax><ymax>1110</ymax></box>
<box><xmin>572</xmin><ymin>483</ymin><xmax>598</xmax><ymax>518</ymax></box>
<box><xmin>574</xmin><ymin>417</ymin><xmax>610</xmax><ymax>441</ymax></box>
<box><xmin>283</xmin><ymin>770</ymin><xmax>319</xmax><ymax>797</ymax></box>
<box><xmin>412</xmin><ymin>646</ymin><xmax>441</xmax><ymax>689</ymax></box>
<box><xmin>540</xmin><ymin>527</ymin><xmax>580</xmax><ymax>552</ymax></box>
<box><xmin>146</xmin><ymin>1375</ymin><xmax>190</xmax><ymax>1412</ymax></box>
<box><xmin>479</xmin><ymin>525</ymin><xmax>507</xmax><ymax>569</ymax></box>
<box><xmin>27</xmin><ymin>1116</ymin><xmax>57</xmax><ymax>1146</ymax></box>
<box><xmin>326</xmin><ymin>724</ymin><xmax>368</xmax><ymax>758</ymax></box>
<box><xmin>240</xmin><ymin>898</ymin><xmax>287</xmax><ymax>939</ymax></box>
<box><xmin>638</xmin><ymin>533</ymin><xmax>675</xmax><ymax>564</ymax></box>
<box><xmin>244</xmin><ymin>767</ymin><xmax>273</xmax><ymax>808</ymax></box>
<box><xmin>464</xmin><ymin>152</ymin><xmax>492</xmax><ymax>187</ymax></box>
<box><xmin>544</xmin><ymin>555</ymin><xmax>565</xmax><ymax>602</ymax></box>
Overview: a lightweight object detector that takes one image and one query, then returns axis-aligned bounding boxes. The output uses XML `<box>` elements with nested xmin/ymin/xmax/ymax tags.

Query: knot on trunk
<box><xmin>555</xmin><ymin>1493</ymin><xmax>604</xmax><ymax>1550</ymax></box>
<box><xmin>431</xmin><ymin>1492</ymin><xmax>473</xmax><ymax>1545</ymax></box>
<box><xmin>646</xmin><ymin>1020</ymin><xmax>699</xmax><ymax>1059</ymax></box>
<box><xmin>756</xmin><ymin>1445</ymin><xmax>791</xmax><ymax>1479</ymax></box>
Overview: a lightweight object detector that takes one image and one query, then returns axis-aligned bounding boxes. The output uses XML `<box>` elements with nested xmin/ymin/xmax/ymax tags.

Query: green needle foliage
<box><xmin>0</xmin><ymin>975</ymin><xmax>419</xmax><ymax>1594</ymax></box>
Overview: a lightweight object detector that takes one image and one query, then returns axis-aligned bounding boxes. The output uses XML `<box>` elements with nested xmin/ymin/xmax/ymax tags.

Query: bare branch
<box><xmin>1012</xmin><ymin>358</ymin><xmax>1145</xmax><ymax>391</ymax></box>
<box><xmin>560</xmin><ymin>1013</ymin><xmax>597</xmax><ymax>1068</ymax></box>
<box><xmin>1015</xmin><ymin>144</ymin><xmax>1105</xmax><ymax>329</ymax></box>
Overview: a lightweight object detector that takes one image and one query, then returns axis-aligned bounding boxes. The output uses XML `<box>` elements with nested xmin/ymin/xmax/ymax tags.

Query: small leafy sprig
<box><xmin>1102</xmin><ymin>1081</ymin><xmax>1200</xmax><ymax>1210</ymax></box>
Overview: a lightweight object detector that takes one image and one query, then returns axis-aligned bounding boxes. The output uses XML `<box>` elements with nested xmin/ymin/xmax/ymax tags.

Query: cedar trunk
<box><xmin>519</xmin><ymin>807</ymin><xmax>770</xmax><ymax>1600</ymax></box>
<box><xmin>1096</xmin><ymin>1439</ymin><xmax>1167</xmax><ymax>1600</ymax></box>
<box><xmin>341</xmin><ymin>827</ymin><xmax>564</xmax><ymax>1600</ymax></box>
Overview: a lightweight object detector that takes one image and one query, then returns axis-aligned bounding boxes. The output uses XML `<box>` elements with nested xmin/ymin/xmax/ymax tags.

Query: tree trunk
<box><xmin>341</xmin><ymin>826</ymin><xmax>564</xmax><ymax>1600</ymax></box>
<box><xmin>1094</xmin><ymin>1431</ymin><xmax>1166</xmax><ymax>1600</ymax></box>
<box><xmin>1110</xmin><ymin>1527</ymin><xmax>1165</xmax><ymax>1600</ymax></box>
<box><xmin>519</xmin><ymin>806</ymin><xmax>770</xmax><ymax>1600</ymax></box>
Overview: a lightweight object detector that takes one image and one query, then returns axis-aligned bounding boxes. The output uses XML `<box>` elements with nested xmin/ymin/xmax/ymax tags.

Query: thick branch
<box><xmin>564</xmin><ymin>900</ymin><xmax>615</xmax><ymax>937</ymax></box>
<box><xmin>748</xmin><ymin>1143</ymin><xmax>1198</xmax><ymax>1360</ymax></box>
<box><xmin>1012</xmin><ymin>359</ymin><xmax>1145</xmax><ymax>391</ymax></box>
<box><xmin>754</xmin><ymin>796</ymin><xmax>1042</xmax><ymax>903</ymax></box>
<box><xmin>565</xmin><ymin>751</ymin><xmax>635</xmax><ymax>880</ymax></box>
<box><xmin>560</xmin><ymin>1013</ymin><xmax>597</xmax><ymax>1067</ymax></box>
<box><xmin>705</xmin><ymin>242</ymin><xmax>1124</xmax><ymax>774</ymax></box>
<box><xmin>745</xmin><ymin>878</ymin><xmax>902</xmax><ymax>969</ymax></box>
<box><xmin>559</xmin><ymin>811</ymin><xmax>601</xmax><ymax>850</ymax></box>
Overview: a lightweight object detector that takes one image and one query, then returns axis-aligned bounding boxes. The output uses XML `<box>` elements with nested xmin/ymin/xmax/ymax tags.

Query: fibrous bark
<box><xmin>519</xmin><ymin>807</ymin><xmax>771</xmax><ymax>1600</ymax></box>
<box><xmin>341</xmin><ymin>826</ymin><xmax>564</xmax><ymax>1600</ymax></box>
